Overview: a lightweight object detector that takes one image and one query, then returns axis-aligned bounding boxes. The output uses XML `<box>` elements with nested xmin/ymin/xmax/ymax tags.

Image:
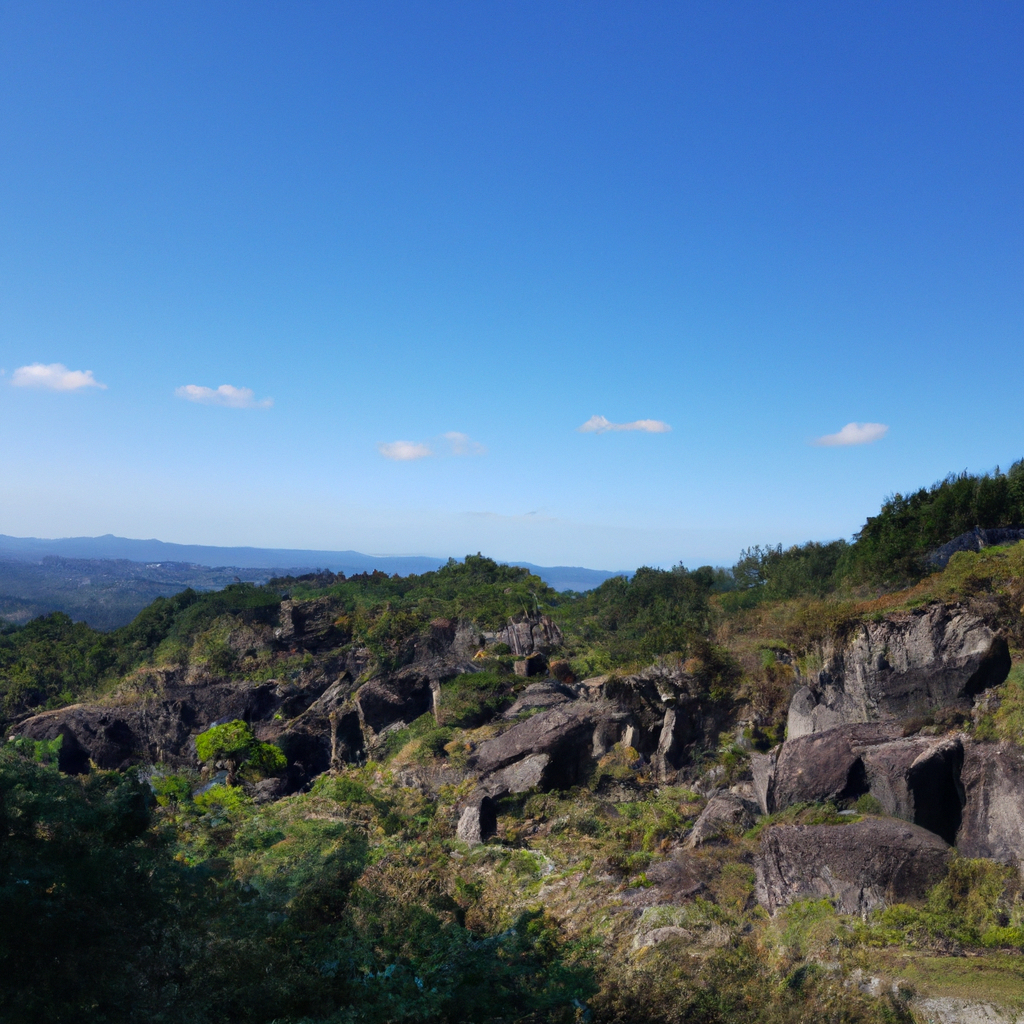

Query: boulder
<box><xmin>456</xmin><ymin>794</ymin><xmax>497</xmax><ymax>845</ymax></box>
<box><xmin>861</xmin><ymin>734</ymin><xmax>964</xmax><ymax>844</ymax></box>
<box><xmin>472</xmin><ymin>703</ymin><xmax>597</xmax><ymax>788</ymax></box>
<box><xmin>957</xmin><ymin>741</ymin><xmax>1024</xmax><ymax>865</ymax></box>
<box><xmin>686</xmin><ymin>792</ymin><xmax>758</xmax><ymax>848</ymax></box>
<box><xmin>755</xmin><ymin>819</ymin><xmax>952</xmax><ymax>915</ymax></box>
<box><xmin>769</xmin><ymin>724</ymin><xmax>901</xmax><ymax>811</ymax></box>
<box><xmin>484</xmin><ymin>753</ymin><xmax>551</xmax><ymax>795</ymax></box>
<box><xmin>787</xmin><ymin>604</ymin><xmax>1009</xmax><ymax>738</ymax></box>
<box><xmin>763</xmin><ymin>724</ymin><xmax>965</xmax><ymax>844</ymax></box>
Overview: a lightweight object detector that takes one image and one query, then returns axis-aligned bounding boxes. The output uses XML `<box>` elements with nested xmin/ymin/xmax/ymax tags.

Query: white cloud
<box><xmin>378</xmin><ymin>440</ymin><xmax>434</xmax><ymax>461</ymax></box>
<box><xmin>378</xmin><ymin>431</ymin><xmax>486</xmax><ymax>461</ymax></box>
<box><xmin>814</xmin><ymin>422</ymin><xmax>889</xmax><ymax>447</ymax></box>
<box><xmin>11</xmin><ymin>363</ymin><xmax>107</xmax><ymax>391</ymax></box>
<box><xmin>175</xmin><ymin>384</ymin><xmax>272</xmax><ymax>409</ymax></box>
<box><xmin>444</xmin><ymin>431</ymin><xmax>487</xmax><ymax>456</ymax></box>
<box><xmin>578</xmin><ymin>414</ymin><xmax>671</xmax><ymax>434</ymax></box>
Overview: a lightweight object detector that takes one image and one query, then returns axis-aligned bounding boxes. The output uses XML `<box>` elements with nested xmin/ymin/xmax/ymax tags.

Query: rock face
<box><xmin>502</xmin><ymin>681</ymin><xmax>576</xmax><ymax>719</ymax></box>
<box><xmin>927</xmin><ymin>526</ymin><xmax>1024</xmax><ymax>569</ymax></box>
<box><xmin>761</xmin><ymin>724</ymin><xmax>966</xmax><ymax>845</ymax></box>
<box><xmin>956</xmin><ymin>741</ymin><xmax>1024</xmax><ymax>866</ymax></box>
<box><xmin>16</xmin><ymin>673</ymin><xmax>291</xmax><ymax>774</ymax></box>
<box><xmin>496</xmin><ymin>614</ymin><xmax>563</xmax><ymax>656</ymax></box>
<box><xmin>755</xmin><ymin>819</ymin><xmax>952</xmax><ymax>915</ymax></box>
<box><xmin>787</xmin><ymin>604</ymin><xmax>1009</xmax><ymax>738</ymax></box>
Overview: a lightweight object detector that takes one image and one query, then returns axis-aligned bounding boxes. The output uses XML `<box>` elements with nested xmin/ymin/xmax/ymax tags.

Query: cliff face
<box><xmin>787</xmin><ymin>603</ymin><xmax>1009</xmax><ymax>739</ymax></box>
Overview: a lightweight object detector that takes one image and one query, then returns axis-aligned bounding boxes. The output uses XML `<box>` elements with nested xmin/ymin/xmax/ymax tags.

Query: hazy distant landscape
<box><xmin>0</xmin><ymin>534</ymin><xmax>626</xmax><ymax>629</ymax></box>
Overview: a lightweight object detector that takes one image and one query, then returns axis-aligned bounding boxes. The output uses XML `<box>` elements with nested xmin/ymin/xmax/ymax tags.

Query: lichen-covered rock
<box><xmin>957</xmin><ymin>741</ymin><xmax>1024</xmax><ymax>865</ymax></box>
<box><xmin>755</xmin><ymin>818</ymin><xmax>952</xmax><ymax>915</ymax></box>
<box><xmin>787</xmin><ymin>604</ymin><xmax>1009</xmax><ymax>738</ymax></box>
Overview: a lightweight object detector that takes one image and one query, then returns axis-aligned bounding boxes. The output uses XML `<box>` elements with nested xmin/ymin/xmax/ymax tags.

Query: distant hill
<box><xmin>0</xmin><ymin>534</ymin><xmax>627</xmax><ymax>629</ymax></box>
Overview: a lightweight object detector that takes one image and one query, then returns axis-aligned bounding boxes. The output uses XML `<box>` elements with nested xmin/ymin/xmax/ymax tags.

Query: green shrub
<box><xmin>194</xmin><ymin>719</ymin><xmax>286</xmax><ymax>779</ymax></box>
<box><xmin>436</xmin><ymin>670</ymin><xmax>512</xmax><ymax>727</ymax></box>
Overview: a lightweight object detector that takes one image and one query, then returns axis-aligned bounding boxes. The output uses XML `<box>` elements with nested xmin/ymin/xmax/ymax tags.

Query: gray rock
<box><xmin>764</xmin><ymin>724</ymin><xmax>965</xmax><ymax>844</ymax></box>
<box><xmin>769</xmin><ymin>723</ymin><xmax>901</xmax><ymax>812</ymax></box>
<box><xmin>957</xmin><ymin>741</ymin><xmax>1024</xmax><ymax>865</ymax></box>
<box><xmin>750</xmin><ymin>749</ymin><xmax>777</xmax><ymax>815</ymax></box>
<box><xmin>927</xmin><ymin>527</ymin><xmax>1024</xmax><ymax>569</ymax></box>
<box><xmin>484</xmin><ymin>753</ymin><xmax>551</xmax><ymax>795</ymax></box>
<box><xmin>755</xmin><ymin>818</ymin><xmax>952</xmax><ymax>915</ymax></box>
<box><xmin>497</xmin><ymin>614</ymin><xmax>563</xmax><ymax>656</ymax></box>
<box><xmin>686</xmin><ymin>792</ymin><xmax>758</xmax><ymax>848</ymax></box>
<box><xmin>861</xmin><ymin>734</ymin><xmax>964</xmax><ymax>844</ymax></box>
<box><xmin>502</xmin><ymin>681</ymin><xmax>576</xmax><ymax>718</ymax></box>
<box><xmin>456</xmin><ymin>794</ymin><xmax>497</xmax><ymax>845</ymax></box>
<box><xmin>787</xmin><ymin>604</ymin><xmax>1009</xmax><ymax>739</ymax></box>
<box><xmin>912</xmin><ymin>997</ymin><xmax>1024</xmax><ymax>1024</ymax></box>
<box><xmin>472</xmin><ymin>703</ymin><xmax>597</xmax><ymax>788</ymax></box>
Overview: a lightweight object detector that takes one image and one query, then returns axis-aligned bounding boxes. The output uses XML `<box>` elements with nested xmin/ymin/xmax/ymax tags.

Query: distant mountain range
<box><xmin>0</xmin><ymin>534</ymin><xmax>627</xmax><ymax>629</ymax></box>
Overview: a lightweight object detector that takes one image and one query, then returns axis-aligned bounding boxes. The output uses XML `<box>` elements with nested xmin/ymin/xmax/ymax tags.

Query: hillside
<box><xmin>3</xmin><ymin>464</ymin><xmax>1024</xmax><ymax>1023</ymax></box>
<box><xmin>0</xmin><ymin>536</ymin><xmax>627</xmax><ymax>628</ymax></box>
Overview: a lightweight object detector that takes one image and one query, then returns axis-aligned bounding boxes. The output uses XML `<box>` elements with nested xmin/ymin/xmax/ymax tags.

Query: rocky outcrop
<box><xmin>274</xmin><ymin>598</ymin><xmax>344</xmax><ymax>650</ymax></box>
<box><xmin>956</xmin><ymin>741</ymin><xmax>1024</xmax><ymax>866</ymax></box>
<box><xmin>787</xmin><ymin>604</ymin><xmax>1009</xmax><ymax>738</ymax></box>
<box><xmin>502</xmin><ymin>681</ymin><xmax>576</xmax><ymax>718</ymax></box>
<box><xmin>769</xmin><ymin>724</ymin><xmax>901</xmax><ymax>811</ymax></box>
<box><xmin>861</xmin><ymin>734</ymin><xmax>964</xmax><ymax>844</ymax></box>
<box><xmin>686</xmin><ymin>792</ymin><xmax>758</xmax><ymax>848</ymax></box>
<box><xmin>755</xmin><ymin>819</ymin><xmax>952</xmax><ymax>915</ymax></box>
<box><xmin>927</xmin><ymin>526</ymin><xmax>1024</xmax><ymax>569</ymax></box>
<box><xmin>16</xmin><ymin>673</ymin><xmax>295</xmax><ymax>774</ymax></box>
<box><xmin>760</xmin><ymin>724</ymin><xmax>966</xmax><ymax>844</ymax></box>
<box><xmin>472</xmin><ymin>703</ymin><xmax>598</xmax><ymax>790</ymax></box>
<box><xmin>496</xmin><ymin>614</ymin><xmax>563</xmax><ymax>656</ymax></box>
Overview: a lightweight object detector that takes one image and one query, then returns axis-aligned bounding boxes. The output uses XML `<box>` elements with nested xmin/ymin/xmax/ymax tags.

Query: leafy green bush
<box><xmin>194</xmin><ymin>719</ymin><xmax>286</xmax><ymax>779</ymax></box>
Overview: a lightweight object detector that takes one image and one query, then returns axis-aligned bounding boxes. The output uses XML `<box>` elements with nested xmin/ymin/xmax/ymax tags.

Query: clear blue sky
<box><xmin>1</xmin><ymin>1</ymin><xmax>1021</xmax><ymax>569</ymax></box>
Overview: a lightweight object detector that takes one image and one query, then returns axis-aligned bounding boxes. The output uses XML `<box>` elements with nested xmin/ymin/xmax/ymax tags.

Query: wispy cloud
<box><xmin>378</xmin><ymin>432</ymin><xmax>486</xmax><ymax>461</ymax></box>
<box><xmin>378</xmin><ymin>440</ymin><xmax>434</xmax><ymax>461</ymax></box>
<box><xmin>443</xmin><ymin>431</ymin><xmax>487</xmax><ymax>456</ymax></box>
<box><xmin>578</xmin><ymin>414</ymin><xmax>671</xmax><ymax>434</ymax></box>
<box><xmin>175</xmin><ymin>384</ymin><xmax>273</xmax><ymax>409</ymax></box>
<box><xmin>11</xmin><ymin>363</ymin><xmax>107</xmax><ymax>391</ymax></box>
<box><xmin>814</xmin><ymin>422</ymin><xmax>889</xmax><ymax>447</ymax></box>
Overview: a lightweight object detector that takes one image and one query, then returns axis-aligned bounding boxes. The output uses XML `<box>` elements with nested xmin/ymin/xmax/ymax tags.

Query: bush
<box><xmin>436</xmin><ymin>670</ymin><xmax>512</xmax><ymax>727</ymax></box>
<box><xmin>194</xmin><ymin>719</ymin><xmax>286</xmax><ymax>779</ymax></box>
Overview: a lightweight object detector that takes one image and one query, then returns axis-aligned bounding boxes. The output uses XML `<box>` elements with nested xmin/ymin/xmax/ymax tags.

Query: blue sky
<box><xmin>1</xmin><ymin>1</ymin><xmax>1021</xmax><ymax>569</ymax></box>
